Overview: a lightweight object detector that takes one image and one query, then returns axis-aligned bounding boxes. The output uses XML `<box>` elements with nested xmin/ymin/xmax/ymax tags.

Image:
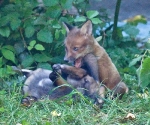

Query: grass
<box><xmin>0</xmin><ymin>76</ymin><xmax>150</xmax><ymax>125</ymax></box>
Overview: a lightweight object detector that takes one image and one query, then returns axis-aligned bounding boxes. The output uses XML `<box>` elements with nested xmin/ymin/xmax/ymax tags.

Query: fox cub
<box><xmin>21</xmin><ymin>64</ymin><xmax>101</xmax><ymax>107</ymax></box>
<box><xmin>62</xmin><ymin>20</ymin><xmax>128</xmax><ymax>102</ymax></box>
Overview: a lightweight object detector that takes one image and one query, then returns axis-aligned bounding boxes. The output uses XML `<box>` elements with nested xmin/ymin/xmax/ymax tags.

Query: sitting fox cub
<box><xmin>61</xmin><ymin>20</ymin><xmax>128</xmax><ymax>102</ymax></box>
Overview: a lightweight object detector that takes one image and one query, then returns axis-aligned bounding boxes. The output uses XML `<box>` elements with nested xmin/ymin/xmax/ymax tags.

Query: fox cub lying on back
<box><xmin>22</xmin><ymin>63</ymin><xmax>101</xmax><ymax>107</ymax></box>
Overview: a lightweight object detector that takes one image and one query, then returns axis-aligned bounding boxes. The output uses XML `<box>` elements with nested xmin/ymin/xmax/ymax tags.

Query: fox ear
<box><xmin>80</xmin><ymin>20</ymin><xmax>92</xmax><ymax>35</ymax></box>
<box><xmin>62</xmin><ymin>22</ymin><xmax>74</xmax><ymax>34</ymax></box>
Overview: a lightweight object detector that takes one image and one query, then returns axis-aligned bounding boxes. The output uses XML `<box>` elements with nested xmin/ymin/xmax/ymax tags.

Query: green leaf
<box><xmin>34</xmin><ymin>16</ymin><xmax>47</xmax><ymax>25</ymax></box>
<box><xmin>37</xmin><ymin>28</ymin><xmax>53</xmax><ymax>43</ymax></box>
<box><xmin>34</xmin><ymin>53</ymin><xmax>50</xmax><ymax>63</ymax></box>
<box><xmin>123</xmin><ymin>24</ymin><xmax>139</xmax><ymax>37</ymax></box>
<box><xmin>10</xmin><ymin>18</ymin><xmax>21</xmax><ymax>30</ymax></box>
<box><xmin>0</xmin><ymin>57</ymin><xmax>3</xmax><ymax>67</ymax></box>
<box><xmin>21</xmin><ymin>120</ymin><xmax>30</xmax><ymax>125</ymax></box>
<box><xmin>8</xmin><ymin>12</ymin><xmax>20</xmax><ymax>19</ymax></box>
<box><xmin>0</xmin><ymin>68</ymin><xmax>4</xmax><ymax>78</ymax></box>
<box><xmin>55</xmin><ymin>29</ymin><xmax>60</xmax><ymax>40</ymax></box>
<box><xmin>6</xmin><ymin>65</ymin><xmax>15</xmax><ymax>75</ymax></box>
<box><xmin>21</xmin><ymin>55</ymin><xmax>34</xmax><ymax>68</ymax></box>
<box><xmin>129</xmin><ymin>56</ymin><xmax>142</xmax><ymax>67</ymax></box>
<box><xmin>145</xmin><ymin>39</ymin><xmax>150</xmax><ymax>49</ymax></box>
<box><xmin>35</xmin><ymin>44</ymin><xmax>45</xmax><ymax>51</ymax></box>
<box><xmin>74</xmin><ymin>16</ymin><xmax>86</xmax><ymax>22</ymax></box>
<box><xmin>50</xmin><ymin>56</ymin><xmax>64</xmax><ymax>63</ymax></box>
<box><xmin>27</xmin><ymin>46</ymin><xmax>33</xmax><ymax>51</ymax></box>
<box><xmin>86</xmin><ymin>10</ymin><xmax>99</xmax><ymax>19</ymax></box>
<box><xmin>95</xmin><ymin>36</ymin><xmax>102</xmax><ymax>42</ymax></box>
<box><xmin>37</xmin><ymin>63</ymin><xmax>52</xmax><ymax>70</ymax></box>
<box><xmin>0</xmin><ymin>27</ymin><xmax>10</xmax><ymax>37</ymax></box>
<box><xmin>91</xmin><ymin>18</ymin><xmax>102</xmax><ymax>24</ymax></box>
<box><xmin>0</xmin><ymin>107</ymin><xmax>5</xmax><ymax>113</ymax></box>
<box><xmin>43</xmin><ymin>0</ymin><xmax>59</xmax><ymax>6</ymax></box>
<box><xmin>2</xmin><ymin>45</ymin><xmax>15</xmax><ymax>52</ymax></box>
<box><xmin>2</xmin><ymin>4</ymin><xmax>15</xmax><ymax>13</ymax></box>
<box><xmin>46</xmin><ymin>7</ymin><xmax>61</xmax><ymax>18</ymax></box>
<box><xmin>14</xmin><ymin>42</ymin><xmax>25</xmax><ymax>54</ymax></box>
<box><xmin>138</xmin><ymin>57</ymin><xmax>150</xmax><ymax>88</ymax></box>
<box><xmin>25</xmin><ymin>26</ymin><xmax>35</xmax><ymax>38</ymax></box>
<box><xmin>29</xmin><ymin>40</ymin><xmax>36</xmax><ymax>47</ymax></box>
<box><xmin>1</xmin><ymin>48</ymin><xmax>16</xmax><ymax>64</ymax></box>
<box><xmin>61</xmin><ymin>0</ymin><xmax>73</xmax><ymax>9</ymax></box>
<box><xmin>52</xmin><ymin>23</ymin><xmax>61</xmax><ymax>29</ymax></box>
<box><xmin>0</xmin><ymin>16</ymin><xmax>10</xmax><ymax>27</ymax></box>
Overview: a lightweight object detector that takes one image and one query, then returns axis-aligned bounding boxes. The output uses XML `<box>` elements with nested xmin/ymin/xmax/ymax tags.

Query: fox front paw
<box><xmin>52</xmin><ymin>64</ymin><xmax>62</xmax><ymax>74</ymax></box>
<box><xmin>50</xmin><ymin>64</ymin><xmax>62</xmax><ymax>81</ymax></box>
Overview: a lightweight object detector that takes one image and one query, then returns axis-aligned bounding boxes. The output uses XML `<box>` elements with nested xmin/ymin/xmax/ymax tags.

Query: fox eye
<box><xmin>73</xmin><ymin>47</ymin><xmax>79</xmax><ymax>51</ymax></box>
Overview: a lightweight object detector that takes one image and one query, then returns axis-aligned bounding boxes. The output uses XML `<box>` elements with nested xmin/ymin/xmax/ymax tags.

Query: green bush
<box><xmin>136</xmin><ymin>50</ymin><xmax>150</xmax><ymax>88</ymax></box>
<box><xmin>0</xmin><ymin>0</ymin><xmax>149</xmax><ymax>90</ymax></box>
<box><xmin>0</xmin><ymin>0</ymin><xmax>103</xmax><ymax>78</ymax></box>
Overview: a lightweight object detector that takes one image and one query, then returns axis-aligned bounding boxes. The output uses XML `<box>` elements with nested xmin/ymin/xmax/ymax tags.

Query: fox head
<box><xmin>63</xmin><ymin>20</ymin><xmax>94</xmax><ymax>68</ymax></box>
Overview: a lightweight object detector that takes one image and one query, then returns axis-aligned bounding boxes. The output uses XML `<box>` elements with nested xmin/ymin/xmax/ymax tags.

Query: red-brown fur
<box><xmin>63</xmin><ymin>21</ymin><xmax>128</xmax><ymax>99</ymax></box>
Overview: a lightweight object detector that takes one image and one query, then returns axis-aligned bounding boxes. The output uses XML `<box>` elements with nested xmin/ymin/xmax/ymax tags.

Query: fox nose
<box><xmin>64</xmin><ymin>57</ymin><xmax>69</xmax><ymax>63</ymax></box>
<box><xmin>64</xmin><ymin>59</ymin><xmax>69</xmax><ymax>63</ymax></box>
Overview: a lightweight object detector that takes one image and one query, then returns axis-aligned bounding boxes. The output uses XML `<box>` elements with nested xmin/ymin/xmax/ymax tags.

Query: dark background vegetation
<box><xmin>0</xmin><ymin>0</ymin><xmax>150</xmax><ymax>124</ymax></box>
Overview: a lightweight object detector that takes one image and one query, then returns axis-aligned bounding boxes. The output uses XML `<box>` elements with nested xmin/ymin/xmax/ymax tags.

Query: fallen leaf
<box><xmin>125</xmin><ymin>113</ymin><xmax>136</xmax><ymax>120</ymax></box>
<box><xmin>16</xmin><ymin>123</ymin><xmax>22</xmax><ymax>125</ymax></box>
<box><xmin>51</xmin><ymin>110</ymin><xmax>61</xmax><ymax>117</ymax></box>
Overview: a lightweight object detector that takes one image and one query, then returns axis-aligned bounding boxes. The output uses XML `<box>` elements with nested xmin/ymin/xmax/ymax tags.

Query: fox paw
<box><xmin>52</xmin><ymin>64</ymin><xmax>62</xmax><ymax>74</ymax></box>
<box><xmin>49</xmin><ymin>64</ymin><xmax>62</xmax><ymax>81</ymax></box>
<box><xmin>21</xmin><ymin>96</ymin><xmax>37</xmax><ymax>107</ymax></box>
<box><xmin>94</xmin><ymin>98</ymin><xmax>104</xmax><ymax>109</ymax></box>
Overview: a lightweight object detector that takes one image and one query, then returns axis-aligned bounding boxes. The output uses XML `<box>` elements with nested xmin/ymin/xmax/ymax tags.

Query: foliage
<box><xmin>0</xmin><ymin>0</ymin><xmax>149</xmax><ymax>86</ymax></box>
<box><xmin>136</xmin><ymin>50</ymin><xmax>150</xmax><ymax>88</ymax></box>
<box><xmin>0</xmin><ymin>0</ymin><xmax>150</xmax><ymax>124</ymax></box>
<box><xmin>0</xmin><ymin>0</ymin><xmax>103</xmax><ymax>78</ymax></box>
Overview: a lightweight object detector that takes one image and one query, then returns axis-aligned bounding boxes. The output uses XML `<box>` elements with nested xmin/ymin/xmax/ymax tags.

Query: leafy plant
<box><xmin>0</xmin><ymin>0</ymin><xmax>148</xmax><ymax>90</ymax></box>
<box><xmin>74</xmin><ymin>10</ymin><xmax>102</xmax><ymax>24</ymax></box>
<box><xmin>136</xmin><ymin>50</ymin><xmax>150</xmax><ymax>88</ymax></box>
<box><xmin>0</xmin><ymin>45</ymin><xmax>16</xmax><ymax>78</ymax></box>
<box><xmin>27</xmin><ymin>40</ymin><xmax>45</xmax><ymax>51</ymax></box>
<box><xmin>0</xmin><ymin>0</ymin><xmax>105</xmax><ymax>78</ymax></box>
<box><xmin>0</xmin><ymin>1</ymin><xmax>150</xmax><ymax>124</ymax></box>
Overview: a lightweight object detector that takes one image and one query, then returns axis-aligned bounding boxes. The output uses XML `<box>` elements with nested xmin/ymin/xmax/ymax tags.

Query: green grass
<box><xmin>0</xmin><ymin>77</ymin><xmax>150</xmax><ymax>125</ymax></box>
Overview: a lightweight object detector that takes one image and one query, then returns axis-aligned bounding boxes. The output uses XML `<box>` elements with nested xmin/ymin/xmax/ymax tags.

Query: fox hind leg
<box><xmin>112</xmin><ymin>82</ymin><xmax>128</xmax><ymax>99</ymax></box>
<box><xmin>21</xmin><ymin>96</ymin><xmax>37</xmax><ymax>107</ymax></box>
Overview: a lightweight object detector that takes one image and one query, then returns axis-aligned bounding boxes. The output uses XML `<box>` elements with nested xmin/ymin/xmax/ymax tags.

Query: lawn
<box><xmin>0</xmin><ymin>76</ymin><xmax>149</xmax><ymax>125</ymax></box>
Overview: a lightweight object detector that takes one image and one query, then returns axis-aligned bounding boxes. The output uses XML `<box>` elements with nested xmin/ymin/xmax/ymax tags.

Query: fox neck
<box><xmin>87</xmin><ymin>36</ymin><xmax>102</xmax><ymax>56</ymax></box>
<box><xmin>88</xmin><ymin>36</ymin><xmax>101</xmax><ymax>51</ymax></box>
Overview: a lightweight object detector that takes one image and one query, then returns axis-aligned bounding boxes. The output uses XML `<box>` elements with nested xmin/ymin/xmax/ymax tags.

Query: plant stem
<box><xmin>112</xmin><ymin>0</ymin><xmax>122</xmax><ymax>40</ymax></box>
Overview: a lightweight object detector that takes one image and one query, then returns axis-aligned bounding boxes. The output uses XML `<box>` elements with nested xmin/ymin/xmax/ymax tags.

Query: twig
<box><xmin>19</xmin><ymin>28</ymin><xmax>37</xmax><ymax>66</ymax></box>
<box><xmin>19</xmin><ymin>28</ymin><xmax>28</xmax><ymax>48</ymax></box>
